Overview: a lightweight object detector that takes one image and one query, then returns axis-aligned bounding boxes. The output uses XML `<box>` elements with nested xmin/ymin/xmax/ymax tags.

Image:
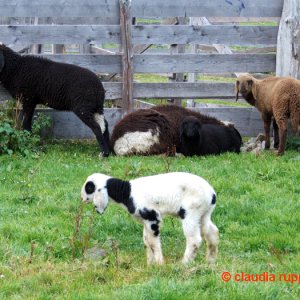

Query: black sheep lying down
<box><xmin>179</xmin><ymin>116</ymin><xmax>242</xmax><ymax>156</ymax></box>
<box><xmin>0</xmin><ymin>44</ymin><xmax>109</xmax><ymax>156</ymax></box>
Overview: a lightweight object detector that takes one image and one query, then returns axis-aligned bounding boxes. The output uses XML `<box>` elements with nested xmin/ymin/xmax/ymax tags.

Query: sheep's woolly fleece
<box><xmin>0</xmin><ymin>44</ymin><xmax>109</xmax><ymax>156</ymax></box>
<box><xmin>81</xmin><ymin>172</ymin><xmax>219</xmax><ymax>265</ymax></box>
<box><xmin>236</xmin><ymin>74</ymin><xmax>300</xmax><ymax>155</ymax></box>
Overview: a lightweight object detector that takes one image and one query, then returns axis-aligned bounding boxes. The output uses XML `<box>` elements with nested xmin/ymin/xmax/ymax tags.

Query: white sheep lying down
<box><xmin>81</xmin><ymin>172</ymin><xmax>219</xmax><ymax>265</ymax></box>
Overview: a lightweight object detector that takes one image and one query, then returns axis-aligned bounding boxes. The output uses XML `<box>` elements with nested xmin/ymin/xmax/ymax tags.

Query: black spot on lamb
<box><xmin>179</xmin><ymin>116</ymin><xmax>242</xmax><ymax>156</ymax></box>
<box><xmin>0</xmin><ymin>44</ymin><xmax>110</xmax><ymax>156</ymax></box>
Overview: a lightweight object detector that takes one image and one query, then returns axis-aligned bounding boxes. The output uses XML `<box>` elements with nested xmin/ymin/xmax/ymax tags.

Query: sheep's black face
<box><xmin>181</xmin><ymin>120</ymin><xmax>201</xmax><ymax>139</ymax></box>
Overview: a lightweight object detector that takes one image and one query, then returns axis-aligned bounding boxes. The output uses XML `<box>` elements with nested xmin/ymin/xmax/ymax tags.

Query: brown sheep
<box><xmin>236</xmin><ymin>74</ymin><xmax>300</xmax><ymax>155</ymax></box>
<box><xmin>110</xmin><ymin>108</ymin><xmax>176</xmax><ymax>156</ymax></box>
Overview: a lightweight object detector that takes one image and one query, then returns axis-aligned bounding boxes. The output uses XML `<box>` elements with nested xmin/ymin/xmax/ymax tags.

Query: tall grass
<box><xmin>0</xmin><ymin>141</ymin><xmax>300</xmax><ymax>299</ymax></box>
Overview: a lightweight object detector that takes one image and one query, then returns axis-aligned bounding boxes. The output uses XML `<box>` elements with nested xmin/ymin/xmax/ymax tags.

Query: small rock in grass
<box><xmin>85</xmin><ymin>246</ymin><xmax>107</xmax><ymax>260</ymax></box>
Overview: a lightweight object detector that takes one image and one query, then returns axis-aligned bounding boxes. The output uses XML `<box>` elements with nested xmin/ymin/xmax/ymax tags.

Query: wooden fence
<box><xmin>1</xmin><ymin>0</ymin><xmax>297</xmax><ymax>137</ymax></box>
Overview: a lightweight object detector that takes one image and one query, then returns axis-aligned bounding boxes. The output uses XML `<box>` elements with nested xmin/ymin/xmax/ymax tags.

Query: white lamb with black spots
<box><xmin>81</xmin><ymin>172</ymin><xmax>219</xmax><ymax>265</ymax></box>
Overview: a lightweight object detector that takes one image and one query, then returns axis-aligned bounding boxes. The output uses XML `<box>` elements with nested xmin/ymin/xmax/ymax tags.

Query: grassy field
<box><xmin>0</xmin><ymin>141</ymin><xmax>300</xmax><ymax>299</ymax></box>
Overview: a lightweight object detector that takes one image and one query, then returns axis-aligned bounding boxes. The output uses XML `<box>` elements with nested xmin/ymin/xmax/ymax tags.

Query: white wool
<box><xmin>81</xmin><ymin>172</ymin><xmax>219</xmax><ymax>265</ymax></box>
<box><xmin>221</xmin><ymin>120</ymin><xmax>234</xmax><ymax>126</ymax></box>
<box><xmin>113</xmin><ymin>129</ymin><xmax>160</xmax><ymax>155</ymax></box>
<box><xmin>94</xmin><ymin>113</ymin><xmax>106</xmax><ymax>133</ymax></box>
<box><xmin>130</xmin><ymin>172</ymin><xmax>214</xmax><ymax>216</ymax></box>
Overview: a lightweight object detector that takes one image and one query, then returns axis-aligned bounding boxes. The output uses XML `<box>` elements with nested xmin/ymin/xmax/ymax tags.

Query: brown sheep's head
<box><xmin>235</xmin><ymin>75</ymin><xmax>256</xmax><ymax>106</ymax></box>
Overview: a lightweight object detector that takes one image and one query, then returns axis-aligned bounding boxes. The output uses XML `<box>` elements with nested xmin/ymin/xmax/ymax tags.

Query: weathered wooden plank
<box><xmin>133</xmin><ymin>25</ymin><xmax>278</xmax><ymax>46</ymax></box>
<box><xmin>0</xmin><ymin>0</ymin><xmax>283</xmax><ymax>18</ymax></box>
<box><xmin>3</xmin><ymin>53</ymin><xmax>274</xmax><ymax>74</ymax></box>
<box><xmin>34</xmin><ymin>108</ymin><xmax>123</xmax><ymax>139</ymax></box>
<box><xmin>133</xmin><ymin>82</ymin><xmax>235</xmax><ymax>99</ymax></box>
<box><xmin>198</xmin><ymin>107</ymin><xmax>263</xmax><ymax>136</ymax></box>
<box><xmin>0</xmin><ymin>0</ymin><xmax>120</xmax><ymax>18</ymax></box>
<box><xmin>208</xmin><ymin>17</ymin><xmax>280</xmax><ymax>23</ymax></box>
<box><xmin>276</xmin><ymin>0</ymin><xmax>300</xmax><ymax>78</ymax></box>
<box><xmin>0</xmin><ymin>82</ymin><xmax>238</xmax><ymax>101</ymax></box>
<box><xmin>38</xmin><ymin>54</ymin><xmax>122</xmax><ymax>73</ymax></box>
<box><xmin>120</xmin><ymin>0</ymin><xmax>134</xmax><ymax>112</ymax></box>
<box><xmin>132</xmin><ymin>0</ymin><xmax>284</xmax><ymax>18</ymax></box>
<box><xmin>0</xmin><ymin>25</ymin><xmax>121</xmax><ymax>45</ymax></box>
<box><xmin>0</xmin><ymin>24</ymin><xmax>278</xmax><ymax>47</ymax></box>
<box><xmin>31</xmin><ymin>107</ymin><xmax>263</xmax><ymax>139</ymax></box>
<box><xmin>133</xmin><ymin>54</ymin><xmax>276</xmax><ymax>73</ymax></box>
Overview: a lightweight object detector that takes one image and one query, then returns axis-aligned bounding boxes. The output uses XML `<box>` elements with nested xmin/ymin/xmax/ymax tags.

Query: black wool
<box><xmin>211</xmin><ymin>194</ymin><xmax>217</xmax><ymax>205</ymax></box>
<box><xmin>106</xmin><ymin>178</ymin><xmax>136</xmax><ymax>214</ymax></box>
<box><xmin>85</xmin><ymin>181</ymin><xmax>96</xmax><ymax>195</ymax></box>
<box><xmin>0</xmin><ymin>44</ymin><xmax>109</xmax><ymax>156</ymax></box>
<box><xmin>178</xmin><ymin>207</ymin><xmax>186</xmax><ymax>219</ymax></box>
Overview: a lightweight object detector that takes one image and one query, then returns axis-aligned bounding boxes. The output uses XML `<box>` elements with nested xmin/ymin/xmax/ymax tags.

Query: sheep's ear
<box><xmin>0</xmin><ymin>50</ymin><xmax>4</xmax><ymax>72</ymax></box>
<box><xmin>235</xmin><ymin>80</ymin><xmax>240</xmax><ymax>101</ymax></box>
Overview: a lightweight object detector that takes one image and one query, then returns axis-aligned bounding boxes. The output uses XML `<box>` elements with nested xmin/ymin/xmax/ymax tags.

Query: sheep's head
<box><xmin>235</xmin><ymin>75</ymin><xmax>256</xmax><ymax>106</ymax></box>
<box><xmin>81</xmin><ymin>173</ymin><xmax>110</xmax><ymax>214</ymax></box>
<box><xmin>180</xmin><ymin>116</ymin><xmax>202</xmax><ymax>140</ymax></box>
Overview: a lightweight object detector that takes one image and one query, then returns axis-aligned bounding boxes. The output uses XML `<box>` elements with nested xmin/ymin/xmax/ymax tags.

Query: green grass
<box><xmin>0</xmin><ymin>141</ymin><xmax>300</xmax><ymax>299</ymax></box>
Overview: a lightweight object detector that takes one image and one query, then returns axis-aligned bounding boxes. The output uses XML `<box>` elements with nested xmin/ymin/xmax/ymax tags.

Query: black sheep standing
<box><xmin>0</xmin><ymin>44</ymin><xmax>110</xmax><ymax>156</ymax></box>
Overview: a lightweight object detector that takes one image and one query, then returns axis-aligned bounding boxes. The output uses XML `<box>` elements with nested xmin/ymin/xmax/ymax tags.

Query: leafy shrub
<box><xmin>0</xmin><ymin>101</ymin><xmax>51</xmax><ymax>156</ymax></box>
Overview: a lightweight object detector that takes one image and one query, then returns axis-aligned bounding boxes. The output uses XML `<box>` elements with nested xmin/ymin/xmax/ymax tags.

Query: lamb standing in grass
<box><xmin>236</xmin><ymin>74</ymin><xmax>300</xmax><ymax>155</ymax></box>
<box><xmin>0</xmin><ymin>44</ymin><xmax>110</xmax><ymax>156</ymax></box>
<box><xmin>81</xmin><ymin>172</ymin><xmax>219</xmax><ymax>265</ymax></box>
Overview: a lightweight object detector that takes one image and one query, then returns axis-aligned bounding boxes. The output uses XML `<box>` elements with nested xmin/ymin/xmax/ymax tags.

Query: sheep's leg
<box><xmin>22</xmin><ymin>103</ymin><xmax>36</xmax><ymax>132</ymax></box>
<box><xmin>273</xmin><ymin>120</ymin><xmax>279</xmax><ymax>149</ymax></box>
<box><xmin>201</xmin><ymin>213</ymin><xmax>219</xmax><ymax>264</ymax></box>
<box><xmin>276</xmin><ymin>118</ymin><xmax>288</xmax><ymax>156</ymax></box>
<box><xmin>290</xmin><ymin>111</ymin><xmax>300</xmax><ymax>135</ymax></box>
<box><xmin>181</xmin><ymin>216</ymin><xmax>202</xmax><ymax>264</ymax></box>
<box><xmin>73</xmin><ymin>109</ymin><xmax>110</xmax><ymax>157</ymax></box>
<box><xmin>262</xmin><ymin>114</ymin><xmax>272</xmax><ymax>149</ymax></box>
<box><xmin>143</xmin><ymin>222</ymin><xmax>164</xmax><ymax>265</ymax></box>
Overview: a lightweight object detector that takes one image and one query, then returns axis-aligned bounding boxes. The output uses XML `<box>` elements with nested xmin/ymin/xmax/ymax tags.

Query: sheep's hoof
<box><xmin>99</xmin><ymin>151</ymin><xmax>109</xmax><ymax>158</ymax></box>
<box><xmin>276</xmin><ymin>150</ymin><xmax>284</xmax><ymax>156</ymax></box>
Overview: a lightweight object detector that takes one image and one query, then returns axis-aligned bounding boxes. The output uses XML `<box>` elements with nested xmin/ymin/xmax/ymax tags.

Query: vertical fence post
<box><xmin>120</xmin><ymin>0</ymin><xmax>134</xmax><ymax>114</ymax></box>
<box><xmin>168</xmin><ymin>17</ymin><xmax>186</xmax><ymax>106</ymax></box>
<box><xmin>276</xmin><ymin>0</ymin><xmax>300</xmax><ymax>78</ymax></box>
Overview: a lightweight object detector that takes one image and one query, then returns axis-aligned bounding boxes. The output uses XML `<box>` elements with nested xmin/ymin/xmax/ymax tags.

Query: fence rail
<box><xmin>0</xmin><ymin>0</ymin><xmax>283</xmax><ymax>18</ymax></box>
<box><xmin>0</xmin><ymin>24</ymin><xmax>279</xmax><ymax>46</ymax></box>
